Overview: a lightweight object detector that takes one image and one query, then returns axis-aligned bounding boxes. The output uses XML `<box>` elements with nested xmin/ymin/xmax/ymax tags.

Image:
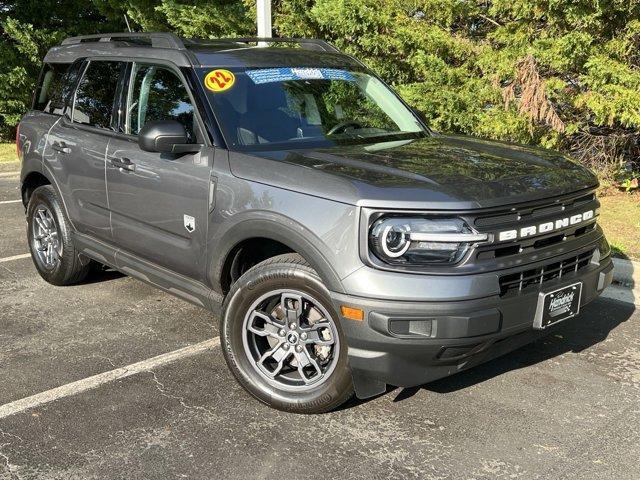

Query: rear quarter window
<box><xmin>33</xmin><ymin>61</ymin><xmax>84</xmax><ymax>116</ymax></box>
<box><xmin>33</xmin><ymin>63</ymin><xmax>69</xmax><ymax>113</ymax></box>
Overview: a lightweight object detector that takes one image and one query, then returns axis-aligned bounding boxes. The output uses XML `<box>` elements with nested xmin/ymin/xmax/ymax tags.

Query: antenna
<box><xmin>124</xmin><ymin>14</ymin><xmax>132</xmax><ymax>33</ymax></box>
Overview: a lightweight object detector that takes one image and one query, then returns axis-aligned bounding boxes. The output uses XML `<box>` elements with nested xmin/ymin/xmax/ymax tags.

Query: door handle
<box><xmin>52</xmin><ymin>141</ymin><xmax>71</xmax><ymax>154</ymax></box>
<box><xmin>111</xmin><ymin>157</ymin><xmax>136</xmax><ymax>172</ymax></box>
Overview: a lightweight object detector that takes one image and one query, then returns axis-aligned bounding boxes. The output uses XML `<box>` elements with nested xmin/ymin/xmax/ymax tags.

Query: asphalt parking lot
<box><xmin>0</xmin><ymin>165</ymin><xmax>639</xmax><ymax>480</ymax></box>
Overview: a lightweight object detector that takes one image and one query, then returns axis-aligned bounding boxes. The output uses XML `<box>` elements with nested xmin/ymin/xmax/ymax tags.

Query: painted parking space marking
<box><xmin>0</xmin><ymin>338</ymin><xmax>221</xmax><ymax>420</ymax></box>
<box><xmin>0</xmin><ymin>253</ymin><xmax>31</xmax><ymax>263</ymax></box>
<box><xmin>0</xmin><ymin>199</ymin><xmax>21</xmax><ymax>205</ymax></box>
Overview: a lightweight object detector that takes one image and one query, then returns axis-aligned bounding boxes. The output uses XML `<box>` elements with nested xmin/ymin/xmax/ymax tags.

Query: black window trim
<box><xmin>181</xmin><ymin>67</ymin><xmax>224</xmax><ymax>149</ymax></box>
<box><xmin>32</xmin><ymin>63</ymin><xmax>50</xmax><ymax>111</ymax></box>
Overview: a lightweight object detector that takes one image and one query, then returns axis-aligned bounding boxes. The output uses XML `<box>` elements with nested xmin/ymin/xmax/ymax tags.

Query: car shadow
<box><xmin>339</xmin><ymin>296</ymin><xmax>635</xmax><ymax>409</ymax></box>
<box><xmin>420</xmin><ymin>296</ymin><xmax>635</xmax><ymax>396</ymax></box>
<box><xmin>81</xmin><ymin>264</ymin><xmax>125</xmax><ymax>285</ymax></box>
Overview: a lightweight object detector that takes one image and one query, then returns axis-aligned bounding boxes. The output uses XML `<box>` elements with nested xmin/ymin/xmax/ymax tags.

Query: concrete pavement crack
<box><xmin>0</xmin><ymin>441</ymin><xmax>22</xmax><ymax>480</ymax></box>
<box><xmin>0</xmin><ymin>430</ymin><xmax>22</xmax><ymax>443</ymax></box>
<box><xmin>148</xmin><ymin>371</ymin><xmax>218</xmax><ymax>420</ymax></box>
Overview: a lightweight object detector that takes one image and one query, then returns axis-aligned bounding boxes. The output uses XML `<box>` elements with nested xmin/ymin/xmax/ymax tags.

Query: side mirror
<box><xmin>138</xmin><ymin>120</ymin><xmax>202</xmax><ymax>154</ymax></box>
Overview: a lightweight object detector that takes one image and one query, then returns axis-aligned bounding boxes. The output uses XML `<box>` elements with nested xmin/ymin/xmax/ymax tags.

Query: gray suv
<box><xmin>17</xmin><ymin>33</ymin><xmax>614</xmax><ymax>413</ymax></box>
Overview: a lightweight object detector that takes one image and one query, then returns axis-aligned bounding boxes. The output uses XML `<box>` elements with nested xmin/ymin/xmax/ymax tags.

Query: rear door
<box><xmin>105</xmin><ymin>61</ymin><xmax>211</xmax><ymax>281</ymax></box>
<box><xmin>45</xmin><ymin>59</ymin><xmax>126</xmax><ymax>241</ymax></box>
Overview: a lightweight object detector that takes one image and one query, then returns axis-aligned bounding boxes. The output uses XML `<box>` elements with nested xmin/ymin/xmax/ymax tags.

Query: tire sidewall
<box><xmin>221</xmin><ymin>261</ymin><xmax>352</xmax><ymax>413</ymax></box>
<box><xmin>27</xmin><ymin>185</ymin><xmax>80</xmax><ymax>285</ymax></box>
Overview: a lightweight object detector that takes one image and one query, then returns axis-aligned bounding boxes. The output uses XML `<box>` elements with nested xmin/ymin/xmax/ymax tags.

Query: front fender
<box><xmin>208</xmin><ymin>212</ymin><xmax>346</xmax><ymax>295</ymax></box>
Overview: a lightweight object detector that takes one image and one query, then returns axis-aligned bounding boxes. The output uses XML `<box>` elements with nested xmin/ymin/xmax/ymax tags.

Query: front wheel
<box><xmin>221</xmin><ymin>254</ymin><xmax>353</xmax><ymax>413</ymax></box>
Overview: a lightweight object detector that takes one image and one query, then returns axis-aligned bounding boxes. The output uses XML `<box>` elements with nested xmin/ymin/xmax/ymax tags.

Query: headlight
<box><xmin>369</xmin><ymin>217</ymin><xmax>487</xmax><ymax>265</ymax></box>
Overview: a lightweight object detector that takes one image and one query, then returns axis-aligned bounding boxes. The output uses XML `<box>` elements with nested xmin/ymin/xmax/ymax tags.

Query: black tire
<box><xmin>27</xmin><ymin>185</ymin><xmax>91</xmax><ymax>286</ymax></box>
<box><xmin>221</xmin><ymin>254</ymin><xmax>354</xmax><ymax>414</ymax></box>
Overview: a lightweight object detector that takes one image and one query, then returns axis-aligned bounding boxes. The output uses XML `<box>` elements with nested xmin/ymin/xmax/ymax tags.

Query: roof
<box><xmin>43</xmin><ymin>33</ymin><xmax>360</xmax><ymax>69</ymax></box>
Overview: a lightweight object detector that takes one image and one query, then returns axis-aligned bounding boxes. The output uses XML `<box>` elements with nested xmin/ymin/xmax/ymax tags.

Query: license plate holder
<box><xmin>533</xmin><ymin>282</ymin><xmax>583</xmax><ymax>329</ymax></box>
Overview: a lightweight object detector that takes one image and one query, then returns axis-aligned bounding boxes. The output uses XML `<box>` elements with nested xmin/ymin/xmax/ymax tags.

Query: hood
<box><xmin>228</xmin><ymin>134</ymin><xmax>598</xmax><ymax>209</ymax></box>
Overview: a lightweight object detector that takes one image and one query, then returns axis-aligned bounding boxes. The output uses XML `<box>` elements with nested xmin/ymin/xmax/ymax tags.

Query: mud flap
<box><xmin>351</xmin><ymin>369</ymin><xmax>387</xmax><ymax>399</ymax></box>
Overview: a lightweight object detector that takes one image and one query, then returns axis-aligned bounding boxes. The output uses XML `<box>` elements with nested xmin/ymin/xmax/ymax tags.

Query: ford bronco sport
<box><xmin>17</xmin><ymin>33</ymin><xmax>613</xmax><ymax>413</ymax></box>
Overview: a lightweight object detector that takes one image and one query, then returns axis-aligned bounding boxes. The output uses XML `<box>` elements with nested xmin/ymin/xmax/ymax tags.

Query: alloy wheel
<box><xmin>31</xmin><ymin>205</ymin><xmax>62</xmax><ymax>270</ymax></box>
<box><xmin>242</xmin><ymin>289</ymin><xmax>340</xmax><ymax>392</ymax></box>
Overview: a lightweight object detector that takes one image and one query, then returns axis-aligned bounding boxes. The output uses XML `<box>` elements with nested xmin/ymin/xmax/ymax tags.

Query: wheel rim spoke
<box><xmin>32</xmin><ymin>206</ymin><xmax>61</xmax><ymax>270</ymax></box>
<box><xmin>46</xmin><ymin>242</ymin><xmax>53</xmax><ymax>265</ymax></box>
<box><xmin>35</xmin><ymin>215</ymin><xmax>47</xmax><ymax>231</ymax></box>
<box><xmin>281</xmin><ymin>293</ymin><xmax>303</xmax><ymax>324</ymax></box>
<box><xmin>294</xmin><ymin>347</ymin><xmax>323</xmax><ymax>384</ymax></box>
<box><xmin>243</xmin><ymin>289</ymin><xmax>340</xmax><ymax>391</ymax></box>
<box><xmin>300</xmin><ymin>320</ymin><xmax>334</xmax><ymax>346</ymax></box>
<box><xmin>248</xmin><ymin>311</ymin><xmax>283</xmax><ymax>339</ymax></box>
<box><xmin>257</xmin><ymin>343</ymin><xmax>290</xmax><ymax>377</ymax></box>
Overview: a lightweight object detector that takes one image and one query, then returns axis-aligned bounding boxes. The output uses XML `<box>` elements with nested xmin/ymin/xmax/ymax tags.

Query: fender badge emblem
<box><xmin>184</xmin><ymin>214</ymin><xmax>195</xmax><ymax>233</ymax></box>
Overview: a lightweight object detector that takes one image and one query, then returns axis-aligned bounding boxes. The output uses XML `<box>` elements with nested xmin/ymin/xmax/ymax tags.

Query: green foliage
<box><xmin>0</xmin><ymin>0</ymin><xmax>125</xmax><ymax>139</ymax></box>
<box><xmin>270</xmin><ymin>0</ymin><xmax>640</xmax><ymax>181</ymax></box>
<box><xmin>2</xmin><ymin>0</ymin><xmax>640</xmax><ymax>184</ymax></box>
<box><xmin>0</xmin><ymin>0</ymin><xmax>251</xmax><ymax>139</ymax></box>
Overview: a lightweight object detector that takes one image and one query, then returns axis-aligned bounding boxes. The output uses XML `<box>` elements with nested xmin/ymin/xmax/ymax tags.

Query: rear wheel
<box><xmin>27</xmin><ymin>185</ymin><xmax>91</xmax><ymax>285</ymax></box>
<box><xmin>221</xmin><ymin>254</ymin><xmax>353</xmax><ymax>413</ymax></box>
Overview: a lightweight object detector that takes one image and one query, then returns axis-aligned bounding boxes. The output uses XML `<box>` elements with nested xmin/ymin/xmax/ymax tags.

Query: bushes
<box><xmin>0</xmin><ymin>0</ymin><xmax>124</xmax><ymax>140</ymax></box>
<box><xmin>1</xmin><ymin>0</ymin><xmax>639</xmax><ymax>189</ymax></box>
<box><xmin>271</xmin><ymin>0</ymin><xmax>640</xmax><ymax>187</ymax></box>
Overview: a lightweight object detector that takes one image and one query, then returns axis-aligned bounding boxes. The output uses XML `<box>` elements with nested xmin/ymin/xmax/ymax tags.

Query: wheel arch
<box><xmin>21</xmin><ymin>170</ymin><xmax>52</xmax><ymax>207</ymax></box>
<box><xmin>210</xmin><ymin>216</ymin><xmax>345</xmax><ymax>296</ymax></box>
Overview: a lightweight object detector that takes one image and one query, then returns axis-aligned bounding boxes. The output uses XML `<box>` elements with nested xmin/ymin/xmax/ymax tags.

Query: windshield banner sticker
<box><xmin>204</xmin><ymin>69</ymin><xmax>236</xmax><ymax>92</ymax></box>
<box><xmin>246</xmin><ymin>68</ymin><xmax>355</xmax><ymax>84</ymax></box>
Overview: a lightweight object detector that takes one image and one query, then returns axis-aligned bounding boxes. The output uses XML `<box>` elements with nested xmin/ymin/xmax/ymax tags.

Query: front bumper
<box><xmin>331</xmin><ymin>254</ymin><xmax>614</xmax><ymax>398</ymax></box>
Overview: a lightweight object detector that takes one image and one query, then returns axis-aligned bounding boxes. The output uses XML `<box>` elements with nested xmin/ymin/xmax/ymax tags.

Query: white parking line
<box><xmin>0</xmin><ymin>338</ymin><xmax>220</xmax><ymax>420</ymax></box>
<box><xmin>0</xmin><ymin>199</ymin><xmax>21</xmax><ymax>205</ymax></box>
<box><xmin>0</xmin><ymin>253</ymin><xmax>31</xmax><ymax>263</ymax></box>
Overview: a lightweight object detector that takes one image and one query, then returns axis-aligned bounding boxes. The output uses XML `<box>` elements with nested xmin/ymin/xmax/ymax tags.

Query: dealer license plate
<box><xmin>533</xmin><ymin>282</ymin><xmax>582</xmax><ymax>329</ymax></box>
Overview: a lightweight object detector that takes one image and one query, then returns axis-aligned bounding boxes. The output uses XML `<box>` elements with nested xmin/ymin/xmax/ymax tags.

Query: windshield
<box><xmin>198</xmin><ymin>67</ymin><xmax>426</xmax><ymax>150</ymax></box>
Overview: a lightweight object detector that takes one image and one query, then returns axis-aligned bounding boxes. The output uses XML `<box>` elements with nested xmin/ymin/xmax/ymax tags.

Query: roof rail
<box><xmin>186</xmin><ymin>37</ymin><xmax>341</xmax><ymax>53</ymax></box>
<box><xmin>61</xmin><ymin>32</ymin><xmax>185</xmax><ymax>50</ymax></box>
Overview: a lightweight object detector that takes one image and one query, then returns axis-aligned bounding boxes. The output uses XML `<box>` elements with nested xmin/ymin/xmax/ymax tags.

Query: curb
<box><xmin>612</xmin><ymin>257</ymin><xmax>638</xmax><ymax>287</ymax></box>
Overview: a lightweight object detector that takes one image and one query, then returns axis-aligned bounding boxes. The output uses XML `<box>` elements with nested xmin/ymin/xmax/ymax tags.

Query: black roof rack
<box><xmin>61</xmin><ymin>32</ymin><xmax>185</xmax><ymax>50</ymax></box>
<box><xmin>60</xmin><ymin>33</ymin><xmax>340</xmax><ymax>53</ymax></box>
<box><xmin>183</xmin><ymin>37</ymin><xmax>341</xmax><ymax>53</ymax></box>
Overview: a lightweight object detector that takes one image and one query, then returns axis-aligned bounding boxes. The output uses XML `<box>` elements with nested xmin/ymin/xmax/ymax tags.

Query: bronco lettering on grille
<box><xmin>498</xmin><ymin>210</ymin><xmax>594</xmax><ymax>242</ymax></box>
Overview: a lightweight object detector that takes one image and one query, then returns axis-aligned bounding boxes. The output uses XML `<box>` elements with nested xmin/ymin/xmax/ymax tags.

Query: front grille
<box><xmin>499</xmin><ymin>249</ymin><xmax>594</xmax><ymax>296</ymax></box>
<box><xmin>473</xmin><ymin>191</ymin><xmax>599</xmax><ymax>263</ymax></box>
<box><xmin>474</xmin><ymin>192</ymin><xmax>595</xmax><ymax>229</ymax></box>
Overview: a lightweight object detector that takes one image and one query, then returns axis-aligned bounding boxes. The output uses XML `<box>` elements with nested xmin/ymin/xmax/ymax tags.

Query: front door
<box><xmin>106</xmin><ymin>62</ymin><xmax>211</xmax><ymax>281</ymax></box>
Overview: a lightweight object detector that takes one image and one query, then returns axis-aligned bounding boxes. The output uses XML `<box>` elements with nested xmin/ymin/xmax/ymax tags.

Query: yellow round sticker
<box><xmin>204</xmin><ymin>69</ymin><xmax>235</xmax><ymax>92</ymax></box>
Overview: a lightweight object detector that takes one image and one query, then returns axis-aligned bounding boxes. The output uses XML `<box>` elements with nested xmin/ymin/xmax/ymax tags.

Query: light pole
<box><xmin>257</xmin><ymin>0</ymin><xmax>272</xmax><ymax>39</ymax></box>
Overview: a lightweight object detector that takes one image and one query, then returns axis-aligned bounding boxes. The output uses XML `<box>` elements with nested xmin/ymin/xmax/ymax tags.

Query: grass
<box><xmin>0</xmin><ymin>142</ymin><xmax>17</xmax><ymax>163</ymax></box>
<box><xmin>598</xmin><ymin>193</ymin><xmax>640</xmax><ymax>261</ymax></box>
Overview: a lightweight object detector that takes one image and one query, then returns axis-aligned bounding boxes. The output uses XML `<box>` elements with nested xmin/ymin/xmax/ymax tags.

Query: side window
<box><xmin>56</xmin><ymin>61</ymin><xmax>85</xmax><ymax>117</ymax></box>
<box><xmin>126</xmin><ymin>64</ymin><xmax>196</xmax><ymax>142</ymax></box>
<box><xmin>72</xmin><ymin>60</ymin><xmax>125</xmax><ymax>129</ymax></box>
<box><xmin>33</xmin><ymin>63</ymin><xmax>69</xmax><ymax>112</ymax></box>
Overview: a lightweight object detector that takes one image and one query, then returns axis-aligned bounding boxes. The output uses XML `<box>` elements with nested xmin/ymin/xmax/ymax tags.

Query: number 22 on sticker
<box><xmin>204</xmin><ymin>69</ymin><xmax>235</xmax><ymax>92</ymax></box>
